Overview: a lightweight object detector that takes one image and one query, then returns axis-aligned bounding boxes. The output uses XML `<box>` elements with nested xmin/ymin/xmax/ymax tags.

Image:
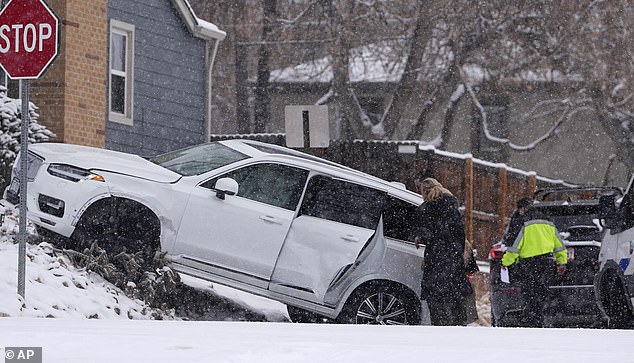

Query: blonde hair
<box><xmin>420</xmin><ymin>177</ymin><xmax>453</xmax><ymax>202</ymax></box>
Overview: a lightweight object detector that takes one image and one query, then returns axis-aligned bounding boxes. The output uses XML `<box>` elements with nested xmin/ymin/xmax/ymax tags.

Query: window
<box><xmin>109</xmin><ymin>20</ymin><xmax>134</xmax><ymax>125</ymax></box>
<box><xmin>382</xmin><ymin>196</ymin><xmax>420</xmax><ymax>242</ymax></box>
<box><xmin>204</xmin><ymin>163</ymin><xmax>309</xmax><ymax>210</ymax></box>
<box><xmin>299</xmin><ymin>175</ymin><xmax>386</xmax><ymax>229</ymax></box>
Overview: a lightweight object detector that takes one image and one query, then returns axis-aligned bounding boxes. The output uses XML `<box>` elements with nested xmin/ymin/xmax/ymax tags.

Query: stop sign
<box><xmin>0</xmin><ymin>0</ymin><xmax>59</xmax><ymax>79</ymax></box>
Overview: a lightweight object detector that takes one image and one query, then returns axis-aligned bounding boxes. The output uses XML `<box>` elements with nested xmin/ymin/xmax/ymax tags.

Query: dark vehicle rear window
<box><xmin>532</xmin><ymin>188</ymin><xmax>623</xmax><ymax>243</ymax></box>
<box><xmin>535</xmin><ymin>188</ymin><xmax>622</xmax><ymax>202</ymax></box>
<box><xmin>535</xmin><ymin>205</ymin><xmax>604</xmax><ymax>242</ymax></box>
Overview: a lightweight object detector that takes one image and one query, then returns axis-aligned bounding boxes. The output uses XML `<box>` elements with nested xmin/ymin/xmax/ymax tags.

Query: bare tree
<box><xmin>192</xmin><ymin>0</ymin><xmax>634</xmax><ymax>174</ymax></box>
<box><xmin>253</xmin><ymin>0</ymin><xmax>277</xmax><ymax>133</ymax></box>
<box><xmin>233</xmin><ymin>0</ymin><xmax>251</xmax><ymax>133</ymax></box>
<box><xmin>494</xmin><ymin>1</ymin><xmax>634</xmax><ymax>173</ymax></box>
<box><xmin>392</xmin><ymin>0</ymin><xmax>633</xmax><ymax>175</ymax></box>
<box><xmin>328</xmin><ymin>1</ymin><xmax>370</xmax><ymax>140</ymax></box>
<box><xmin>381</xmin><ymin>0</ymin><xmax>434</xmax><ymax>138</ymax></box>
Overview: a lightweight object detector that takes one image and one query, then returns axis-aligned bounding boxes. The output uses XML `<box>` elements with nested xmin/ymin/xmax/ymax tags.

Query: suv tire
<box><xmin>337</xmin><ymin>284</ymin><xmax>419</xmax><ymax>325</ymax></box>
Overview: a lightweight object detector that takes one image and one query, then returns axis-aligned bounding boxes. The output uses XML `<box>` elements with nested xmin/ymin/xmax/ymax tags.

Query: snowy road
<box><xmin>1</xmin><ymin>318</ymin><xmax>632</xmax><ymax>363</ymax></box>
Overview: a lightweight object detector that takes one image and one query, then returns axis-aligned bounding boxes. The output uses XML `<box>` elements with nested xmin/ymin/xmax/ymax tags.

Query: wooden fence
<box><xmin>210</xmin><ymin>134</ymin><xmax>575</xmax><ymax>259</ymax></box>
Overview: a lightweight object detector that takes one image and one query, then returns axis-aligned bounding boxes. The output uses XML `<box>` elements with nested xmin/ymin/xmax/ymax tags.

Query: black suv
<box><xmin>489</xmin><ymin>187</ymin><xmax>623</xmax><ymax>328</ymax></box>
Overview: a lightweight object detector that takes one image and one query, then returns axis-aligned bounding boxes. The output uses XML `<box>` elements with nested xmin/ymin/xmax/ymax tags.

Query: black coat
<box><xmin>418</xmin><ymin>195</ymin><xmax>471</xmax><ymax>301</ymax></box>
<box><xmin>501</xmin><ymin>209</ymin><xmax>526</xmax><ymax>246</ymax></box>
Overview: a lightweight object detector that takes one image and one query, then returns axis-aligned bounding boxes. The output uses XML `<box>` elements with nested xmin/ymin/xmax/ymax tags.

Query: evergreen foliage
<box><xmin>0</xmin><ymin>89</ymin><xmax>55</xmax><ymax>189</ymax></box>
<box><xmin>64</xmin><ymin>243</ymin><xmax>179</xmax><ymax>319</ymax></box>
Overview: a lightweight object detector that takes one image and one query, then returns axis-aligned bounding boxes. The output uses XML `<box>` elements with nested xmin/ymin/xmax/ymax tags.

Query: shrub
<box><xmin>0</xmin><ymin>90</ymin><xmax>55</xmax><ymax>189</ymax></box>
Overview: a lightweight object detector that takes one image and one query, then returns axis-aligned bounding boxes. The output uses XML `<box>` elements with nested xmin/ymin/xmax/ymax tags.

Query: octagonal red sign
<box><xmin>0</xmin><ymin>0</ymin><xmax>59</xmax><ymax>79</ymax></box>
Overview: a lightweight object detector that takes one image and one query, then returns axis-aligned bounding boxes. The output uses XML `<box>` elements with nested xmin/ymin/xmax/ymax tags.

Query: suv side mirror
<box><xmin>599</xmin><ymin>194</ymin><xmax>618</xmax><ymax>229</ymax></box>
<box><xmin>212</xmin><ymin>177</ymin><xmax>239</xmax><ymax>200</ymax></box>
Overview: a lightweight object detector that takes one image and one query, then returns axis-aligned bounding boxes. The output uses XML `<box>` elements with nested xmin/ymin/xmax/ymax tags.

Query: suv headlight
<box><xmin>47</xmin><ymin>164</ymin><xmax>105</xmax><ymax>183</ymax></box>
<box><xmin>12</xmin><ymin>151</ymin><xmax>44</xmax><ymax>181</ymax></box>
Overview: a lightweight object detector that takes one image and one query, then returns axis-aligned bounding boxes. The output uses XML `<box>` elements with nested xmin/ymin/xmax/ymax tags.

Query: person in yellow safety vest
<box><xmin>501</xmin><ymin>207</ymin><xmax>567</xmax><ymax>327</ymax></box>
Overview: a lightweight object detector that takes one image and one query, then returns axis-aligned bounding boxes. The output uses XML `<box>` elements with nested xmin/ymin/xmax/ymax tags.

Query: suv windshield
<box><xmin>150</xmin><ymin>142</ymin><xmax>249</xmax><ymax>176</ymax></box>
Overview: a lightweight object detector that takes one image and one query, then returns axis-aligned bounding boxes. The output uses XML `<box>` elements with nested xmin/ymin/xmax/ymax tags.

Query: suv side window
<box><xmin>383</xmin><ymin>196</ymin><xmax>419</xmax><ymax>242</ymax></box>
<box><xmin>299</xmin><ymin>175</ymin><xmax>385</xmax><ymax>229</ymax></box>
<box><xmin>203</xmin><ymin>163</ymin><xmax>309</xmax><ymax>210</ymax></box>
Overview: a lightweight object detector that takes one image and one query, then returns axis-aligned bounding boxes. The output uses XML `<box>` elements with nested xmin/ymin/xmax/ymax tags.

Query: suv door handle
<box><xmin>260</xmin><ymin>215</ymin><xmax>282</xmax><ymax>225</ymax></box>
<box><xmin>341</xmin><ymin>235</ymin><xmax>359</xmax><ymax>243</ymax></box>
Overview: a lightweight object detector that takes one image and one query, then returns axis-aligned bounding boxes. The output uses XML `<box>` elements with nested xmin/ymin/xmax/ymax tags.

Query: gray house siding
<box><xmin>107</xmin><ymin>0</ymin><xmax>207</xmax><ymax>156</ymax></box>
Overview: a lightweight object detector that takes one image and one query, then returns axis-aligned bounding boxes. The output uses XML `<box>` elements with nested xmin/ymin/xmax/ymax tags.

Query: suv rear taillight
<box><xmin>490</xmin><ymin>245</ymin><xmax>505</xmax><ymax>259</ymax></box>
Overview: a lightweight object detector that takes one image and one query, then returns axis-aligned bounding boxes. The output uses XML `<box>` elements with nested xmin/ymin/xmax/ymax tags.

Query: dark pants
<box><xmin>518</xmin><ymin>254</ymin><xmax>555</xmax><ymax>327</ymax></box>
<box><xmin>427</xmin><ymin>296</ymin><xmax>467</xmax><ymax>326</ymax></box>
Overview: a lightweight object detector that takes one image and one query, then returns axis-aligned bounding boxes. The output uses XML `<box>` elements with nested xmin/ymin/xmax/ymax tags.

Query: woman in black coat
<box><xmin>415</xmin><ymin>177</ymin><xmax>472</xmax><ymax>326</ymax></box>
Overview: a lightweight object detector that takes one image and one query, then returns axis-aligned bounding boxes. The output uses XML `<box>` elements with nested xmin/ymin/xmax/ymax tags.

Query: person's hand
<box><xmin>557</xmin><ymin>265</ymin><xmax>567</xmax><ymax>275</ymax></box>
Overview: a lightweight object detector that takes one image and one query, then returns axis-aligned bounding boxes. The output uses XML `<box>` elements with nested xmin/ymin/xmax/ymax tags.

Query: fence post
<box><xmin>497</xmin><ymin>166</ymin><xmax>508</xmax><ymax>238</ymax></box>
<box><xmin>464</xmin><ymin>156</ymin><xmax>474</xmax><ymax>244</ymax></box>
<box><xmin>528</xmin><ymin>172</ymin><xmax>537</xmax><ymax>194</ymax></box>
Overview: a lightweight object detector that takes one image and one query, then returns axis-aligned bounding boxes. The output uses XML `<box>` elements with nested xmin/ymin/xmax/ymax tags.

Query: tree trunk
<box><xmin>407</xmin><ymin>59</ymin><xmax>462</xmax><ymax>142</ymax></box>
<box><xmin>591</xmin><ymin>89</ymin><xmax>634</xmax><ymax>175</ymax></box>
<box><xmin>438</xmin><ymin>62</ymin><xmax>463</xmax><ymax>149</ymax></box>
<box><xmin>383</xmin><ymin>2</ymin><xmax>434</xmax><ymax>139</ymax></box>
<box><xmin>327</xmin><ymin>1</ymin><xmax>373</xmax><ymax>140</ymax></box>
<box><xmin>406</xmin><ymin>87</ymin><xmax>437</xmax><ymax>140</ymax></box>
<box><xmin>234</xmin><ymin>0</ymin><xmax>251</xmax><ymax>133</ymax></box>
<box><xmin>253</xmin><ymin>0</ymin><xmax>277</xmax><ymax>133</ymax></box>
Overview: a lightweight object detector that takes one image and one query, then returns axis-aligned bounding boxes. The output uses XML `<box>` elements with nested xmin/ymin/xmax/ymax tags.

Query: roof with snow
<box><xmin>270</xmin><ymin>41</ymin><xmax>581</xmax><ymax>84</ymax></box>
<box><xmin>172</xmin><ymin>0</ymin><xmax>226</xmax><ymax>41</ymax></box>
<box><xmin>270</xmin><ymin>42</ymin><xmax>405</xmax><ymax>83</ymax></box>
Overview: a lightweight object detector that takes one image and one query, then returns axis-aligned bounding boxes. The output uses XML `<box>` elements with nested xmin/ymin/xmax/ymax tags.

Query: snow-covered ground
<box><xmin>1</xmin><ymin>208</ymin><xmax>632</xmax><ymax>363</ymax></box>
<box><xmin>4</xmin><ymin>317</ymin><xmax>633</xmax><ymax>363</ymax></box>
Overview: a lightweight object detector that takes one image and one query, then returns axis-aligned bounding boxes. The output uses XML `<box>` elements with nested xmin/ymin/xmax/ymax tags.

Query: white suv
<box><xmin>2</xmin><ymin>139</ymin><xmax>424</xmax><ymax>324</ymax></box>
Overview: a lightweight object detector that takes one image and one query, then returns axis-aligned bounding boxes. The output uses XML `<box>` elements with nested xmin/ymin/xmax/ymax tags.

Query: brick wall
<box><xmin>31</xmin><ymin>0</ymin><xmax>108</xmax><ymax>147</ymax></box>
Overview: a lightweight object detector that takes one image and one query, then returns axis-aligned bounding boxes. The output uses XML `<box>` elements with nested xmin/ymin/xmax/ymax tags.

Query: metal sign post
<box><xmin>17</xmin><ymin>80</ymin><xmax>29</xmax><ymax>298</ymax></box>
<box><xmin>0</xmin><ymin>0</ymin><xmax>60</xmax><ymax>300</ymax></box>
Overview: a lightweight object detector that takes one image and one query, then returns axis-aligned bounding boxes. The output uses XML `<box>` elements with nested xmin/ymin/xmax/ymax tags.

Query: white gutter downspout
<box><xmin>170</xmin><ymin>0</ymin><xmax>226</xmax><ymax>141</ymax></box>
<box><xmin>205</xmin><ymin>39</ymin><xmax>220</xmax><ymax>141</ymax></box>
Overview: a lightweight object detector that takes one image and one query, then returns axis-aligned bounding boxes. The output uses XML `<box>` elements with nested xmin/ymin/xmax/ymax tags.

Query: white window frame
<box><xmin>109</xmin><ymin>20</ymin><xmax>135</xmax><ymax>125</ymax></box>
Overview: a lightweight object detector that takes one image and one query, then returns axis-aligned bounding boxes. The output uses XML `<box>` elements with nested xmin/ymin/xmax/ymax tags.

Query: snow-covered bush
<box><xmin>0</xmin><ymin>88</ymin><xmax>55</xmax><ymax>189</ymax></box>
<box><xmin>64</xmin><ymin>243</ymin><xmax>180</xmax><ymax>319</ymax></box>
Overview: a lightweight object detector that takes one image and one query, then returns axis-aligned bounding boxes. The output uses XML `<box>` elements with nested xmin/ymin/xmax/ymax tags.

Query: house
<box><xmin>263</xmin><ymin>46</ymin><xmax>630</xmax><ymax>187</ymax></box>
<box><xmin>0</xmin><ymin>0</ymin><xmax>225</xmax><ymax>156</ymax></box>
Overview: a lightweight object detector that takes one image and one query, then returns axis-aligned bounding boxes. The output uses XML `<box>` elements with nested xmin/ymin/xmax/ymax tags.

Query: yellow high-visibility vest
<box><xmin>502</xmin><ymin>219</ymin><xmax>567</xmax><ymax>266</ymax></box>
